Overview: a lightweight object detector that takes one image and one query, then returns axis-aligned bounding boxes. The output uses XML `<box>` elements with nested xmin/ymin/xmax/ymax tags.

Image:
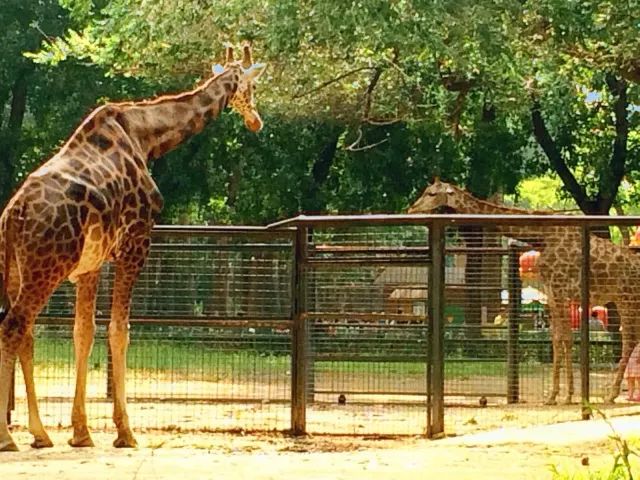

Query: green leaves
<box><xmin>4</xmin><ymin>0</ymin><xmax>640</xmax><ymax>220</ymax></box>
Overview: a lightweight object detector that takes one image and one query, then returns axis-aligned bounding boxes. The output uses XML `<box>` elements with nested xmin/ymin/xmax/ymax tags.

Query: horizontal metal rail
<box><xmin>150</xmin><ymin>242</ymin><xmax>292</xmax><ymax>251</ymax></box>
<box><xmin>153</xmin><ymin>224</ymin><xmax>296</xmax><ymax>238</ymax></box>
<box><xmin>38</xmin><ymin>316</ymin><xmax>292</xmax><ymax>329</ymax></box>
<box><xmin>268</xmin><ymin>213</ymin><xmax>640</xmax><ymax>229</ymax></box>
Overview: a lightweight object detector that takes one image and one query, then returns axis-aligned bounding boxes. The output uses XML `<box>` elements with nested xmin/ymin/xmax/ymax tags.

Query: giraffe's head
<box><xmin>408</xmin><ymin>178</ymin><xmax>471</xmax><ymax>213</ymax></box>
<box><xmin>212</xmin><ymin>42</ymin><xmax>266</xmax><ymax>133</ymax></box>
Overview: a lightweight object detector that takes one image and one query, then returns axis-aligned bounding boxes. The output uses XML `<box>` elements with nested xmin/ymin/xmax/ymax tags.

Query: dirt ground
<box><xmin>2</xmin><ymin>415</ymin><xmax>640</xmax><ymax>480</ymax></box>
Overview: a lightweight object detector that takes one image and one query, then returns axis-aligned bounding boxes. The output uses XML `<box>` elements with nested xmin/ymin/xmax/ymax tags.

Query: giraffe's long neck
<box><xmin>451</xmin><ymin>189</ymin><xmax>565</xmax><ymax>245</ymax></box>
<box><xmin>112</xmin><ymin>66</ymin><xmax>241</xmax><ymax>161</ymax></box>
<box><xmin>457</xmin><ymin>191</ymin><xmax>547</xmax><ymax>216</ymax></box>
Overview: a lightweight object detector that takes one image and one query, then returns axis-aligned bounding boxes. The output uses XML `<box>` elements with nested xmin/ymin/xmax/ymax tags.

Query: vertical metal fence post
<box><xmin>428</xmin><ymin>220</ymin><xmax>445</xmax><ymax>438</ymax></box>
<box><xmin>580</xmin><ymin>225</ymin><xmax>591</xmax><ymax>419</ymax></box>
<box><xmin>7</xmin><ymin>364</ymin><xmax>15</xmax><ymax>425</ymax></box>
<box><xmin>305</xmin><ymin>227</ymin><xmax>315</xmax><ymax>404</ymax></box>
<box><xmin>507</xmin><ymin>242</ymin><xmax>522</xmax><ymax>403</ymax></box>
<box><xmin>291</xmin><ymin>226</ymin><xmax>308</xmax><ymax>435</ymax></box>
<box><xmin>106</xmin><ymin>340</ymin><xmax>113</xmax><ymax>399</ymax></box>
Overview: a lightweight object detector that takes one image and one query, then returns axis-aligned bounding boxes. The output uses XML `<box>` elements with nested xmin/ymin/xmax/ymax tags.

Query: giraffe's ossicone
<box><xmin>0</xmin><ymin>42</ymin><xmax>267</xmax><ymax>452</ymax></box>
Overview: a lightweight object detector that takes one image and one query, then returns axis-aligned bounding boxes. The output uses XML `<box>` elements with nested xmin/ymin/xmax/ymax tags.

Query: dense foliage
<box><xmin>1</xmin><ymin>0</ymin><xmax>639</xmax><ymax>223</ymax></box>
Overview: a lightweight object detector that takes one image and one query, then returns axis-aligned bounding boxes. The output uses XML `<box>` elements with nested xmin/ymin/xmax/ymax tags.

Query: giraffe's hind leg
<box><xmin>0</xmin><ymin>337</ymin><xmax>19</xmax><ymax>452</ymax></box>
<box><xmin>18</xmin><ymin>331</ymin><xmax>53</xmax><ymax>448</ymax></box>
<box><xmin>0</xmin><ymin>303</ymin><xmax>42</xmax><ymax>451</ymax></box>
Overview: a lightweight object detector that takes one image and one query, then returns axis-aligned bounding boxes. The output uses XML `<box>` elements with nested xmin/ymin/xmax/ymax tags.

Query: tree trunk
<box><xmin>302</xmin><ymin>125</ymin><xmax>341</xmax><ymax>214</ymax></box>
<box><xmin>0</xmin><ymin>72</ymin><xmax>29</xmax><ymax>206</ymax></box>
<box><xmin>530</xmin><ymin>76</ymin><xmax>628</xmax><ymax>217</ymax></box>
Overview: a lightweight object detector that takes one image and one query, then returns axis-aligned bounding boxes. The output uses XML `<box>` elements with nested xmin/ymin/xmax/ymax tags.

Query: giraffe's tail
<box><xmin>0</xmin><ymin>209</ymin><xmax>14</xmax><ymax>323</ymax></box>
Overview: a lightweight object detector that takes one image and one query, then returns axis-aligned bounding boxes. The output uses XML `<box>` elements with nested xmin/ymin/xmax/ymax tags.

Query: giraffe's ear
<box><xmin>243</xmin><ymin>63</ymin><xmax>267</xmax><ymax>82</ymax></box>
<box><xmin>212</xmin><ymin>64</ymin><xmax>225</xmax><ymax>75</ymax></box>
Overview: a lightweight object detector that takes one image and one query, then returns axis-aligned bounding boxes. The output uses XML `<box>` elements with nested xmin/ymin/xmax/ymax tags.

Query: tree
<box><xmin>26</xmin><ymin>0</ymin><xmax>640</xmax><ymax>221</ymax></box>
<box><xmin>520</xmin><ymin>0</ymin><xmax>640</xmax><ymax>214</ymax></box>
<box><xmin>0</xmin><ymin>0</ymin><xmax>154</xmax><ymax>206</ymax></box>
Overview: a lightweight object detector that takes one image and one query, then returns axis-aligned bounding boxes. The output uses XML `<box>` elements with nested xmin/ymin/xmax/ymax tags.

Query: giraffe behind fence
<box><xmin>409</xmin><ymin>178</ymin><xmax>640</xmax><ymax>405</ymax></box>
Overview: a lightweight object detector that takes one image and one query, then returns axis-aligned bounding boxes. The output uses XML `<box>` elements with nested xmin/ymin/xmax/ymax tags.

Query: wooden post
<box><xmin>507</xmin><ymin>242</ymin><xmax>521</xmax><ymax>404</ymax></box>
<box><xmin>580</xmin><ymin>226</ymin><xmax>591</xmax><ymax>419</ymax></box>
<box><xmin>427</xmin><ymin>220</ymin><xmax>445</xmax><ymax>438</ymax></box>
<box><xmin>291</xmin><ymin>226</ymin><xmax>308</xmax><ymax>435</ymax></box>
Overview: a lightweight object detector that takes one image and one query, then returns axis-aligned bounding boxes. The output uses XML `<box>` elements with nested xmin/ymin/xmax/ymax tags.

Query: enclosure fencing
<box><xmin>9</xmin><ymin>214</ymin><xmax>640</xmax><ymax>437</ymax></box>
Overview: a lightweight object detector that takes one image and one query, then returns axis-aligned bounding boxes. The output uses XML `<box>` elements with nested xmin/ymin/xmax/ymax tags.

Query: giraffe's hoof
<box><xmin>0</xmin><ymin>439</ymin><xmax>19</xmax><ymax>452</ymax></box>
<box><xmin>113</xmin><ymin>432</ymin><xmax>137</xmax><ymax>448</ymax></box>
<box><xmin>562</xmin><ymin>396</ymin><xmax>573</xmax><ymax>405</ymax></box>
<box><xmin>30</xmin><ymin>435</ymin><xmax>53</xmax><ymax>449</ymax></box>
<box><xmin>68</xmin><ymin>434</ymin><xmax>95</xmax><ymax>448</ymax></box>
<box><xmin>604</xmin><ymin>396</ymin><xmax>617</xmax><ymax>405</ymax></box>
<box><xmin>544</xmin><ymin>398</ymin><xmax>557</xmax><ymax>406</ymax></box>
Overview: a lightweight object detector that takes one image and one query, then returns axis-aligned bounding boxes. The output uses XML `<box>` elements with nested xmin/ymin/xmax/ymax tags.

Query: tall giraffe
<box><xmin>0</xmin><ymin>43</ymin><xmax>267</xmax><ymax>451</ymax></box>
<box><xmin>409</xmin><ymin>178</ymin><xmax>640</xmax><ymax>405</ymax></box>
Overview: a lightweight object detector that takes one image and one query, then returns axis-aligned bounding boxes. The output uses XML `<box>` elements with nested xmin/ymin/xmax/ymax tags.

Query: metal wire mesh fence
<box><xmin>9</xmin><ymin>215</ymin><xmax>640</xmax><ymax>438</ymax></box>
<box><xmin>12</xmin><ymin>227</ymin><xmax>295</xmax><ymax>433</ymax></box>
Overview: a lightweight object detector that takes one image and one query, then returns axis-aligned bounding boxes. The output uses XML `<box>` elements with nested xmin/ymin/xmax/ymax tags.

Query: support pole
<box><xmin>427</xmin><ymin>220</ymin><xmax>445</xmax><ymax>438</ymax></box>
<box><xmin>291</xmin><ymin>226</ymin><xmax>308</xmax><ymax>435</ymax></box>
<box><xmin>7</xmin><ymin>364</ymin><xmax>14</xmax><ymax>425</ymax></box>
<box><xmin>106</xmin><ymin>341</ymin><xmax>113</xmax><ymax>399</ymax></box>
<box><xmin>580</xmin><ymin>226</ymin><xmax>591</xmax><ymax>419</ymax></box>
<box><xmin>507</xmin><ymin>242</ymin><xmax>521</xmax><ymax>403</ymax></box>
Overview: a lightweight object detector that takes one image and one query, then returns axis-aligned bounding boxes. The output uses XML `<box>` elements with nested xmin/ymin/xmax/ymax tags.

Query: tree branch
<box><xmin>530</xmin><ymin>100</ymin><xmax>590</xmax><ymax>212</ymax></box>
<box><xmin>344</xmin><ymin>127</ymin><xmax>389</xmax><ymax>152</ymax></box>
<box><xmin>292</xmin><ymin>66</ymin><xmax>376</xmax><ymax>99</ymax></box>
<box><xmin>597</xmin><ymin>75</ymin><xmax>628</xmax><ymax>211</ymax></box>
<box><xmin>362</xmin><ymin>67</ymin><xmax>382</xmax><ymax>121</ymax></box>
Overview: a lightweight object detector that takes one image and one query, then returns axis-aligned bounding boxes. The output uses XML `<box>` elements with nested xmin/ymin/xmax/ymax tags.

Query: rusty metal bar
<box><xmin>580</xmin><ymin>225</ymin><xmax>591</xmax><ymax>419</ymax></box>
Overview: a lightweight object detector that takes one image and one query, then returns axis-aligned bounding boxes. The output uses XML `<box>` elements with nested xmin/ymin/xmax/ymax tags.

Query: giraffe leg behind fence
<box><xmin>545</xmin><ymin>337</ymin><xmax>561</xmax><ymax>405</ymax></box>
<box><xmin>562</xmin><ymin>339</ymin><xmax>574</xmax><ymax>405</ymax></box>
<box><xmin>606</xmin><ymin>336</ymin><xmax>635</xmax><ymax>403</ymax></box>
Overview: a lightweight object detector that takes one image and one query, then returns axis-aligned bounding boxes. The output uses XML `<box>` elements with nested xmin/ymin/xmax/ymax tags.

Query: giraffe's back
<box><xmin>4</xmin><ymin>138</ymin><xmax>161</xmax><ymax>285</ymax></box>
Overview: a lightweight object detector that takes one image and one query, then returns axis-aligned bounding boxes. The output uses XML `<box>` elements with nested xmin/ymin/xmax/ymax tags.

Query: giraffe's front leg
<box><xmin>69</xmin><ymin>271</ymin><xmax>100</xmax><ymax>447</ymax></box>
<box><xmin>109</xmin><ymin>238</ymin><xmax>150</xmax><ymax>448</ymax></box>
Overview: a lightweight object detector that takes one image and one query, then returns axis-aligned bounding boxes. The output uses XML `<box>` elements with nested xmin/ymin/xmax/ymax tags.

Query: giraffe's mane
<box><xmin>108</xmin><ymin>69</ymin><xmax>229</xmax><ymax>109</ymax></box>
